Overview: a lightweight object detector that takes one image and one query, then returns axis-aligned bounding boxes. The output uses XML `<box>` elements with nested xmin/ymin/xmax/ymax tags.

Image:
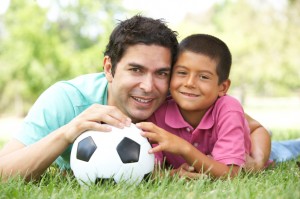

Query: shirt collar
<box><xmin>165</xmin><ymin>99</ymin><xmax>214</xmax><ymax>130</ymax></box>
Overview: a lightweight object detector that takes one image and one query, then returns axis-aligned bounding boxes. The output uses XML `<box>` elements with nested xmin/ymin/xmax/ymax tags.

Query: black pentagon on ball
<box><xmin>143</xmin><ymin>172</ymin><xmax>153</xmax><ymax>182</ymax></box>
<box><xmin>116</xmin><ymin>137</ymin><xmax>140</xmax><ymax>163</ymax></box>
<box><xmin>76</xmin><ymin>136</ymin><xmax>97</xmax><ymax>162</ymax></box>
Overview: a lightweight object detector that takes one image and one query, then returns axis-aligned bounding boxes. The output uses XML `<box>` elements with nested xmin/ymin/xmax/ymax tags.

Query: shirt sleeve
<box><xmin>211</xmin><ymin>97</ymin><xmax>250</xmax><ymax>166</ymax></box>
<box><xmin>14</xmin><ymin>82</ymin><xmax>77</xmax><ymax>146</ymax></box>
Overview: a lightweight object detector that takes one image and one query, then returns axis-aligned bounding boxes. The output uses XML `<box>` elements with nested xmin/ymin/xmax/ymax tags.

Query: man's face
<box><xmin>105</xmin><ymin>44</ymin><xmax>172</xmax><ymax>123</ymax></box>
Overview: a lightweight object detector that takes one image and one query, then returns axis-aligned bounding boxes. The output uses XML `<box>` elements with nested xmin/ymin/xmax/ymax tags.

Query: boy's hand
<box><xmin>171</xmin><ymin>163</ymin><xmax>207</xmax><ymax>179</ymax></box>
<box><xmin>136</xmin><ymin>122</ymin><xmax>189</xmax><ymax>156</ymax></box>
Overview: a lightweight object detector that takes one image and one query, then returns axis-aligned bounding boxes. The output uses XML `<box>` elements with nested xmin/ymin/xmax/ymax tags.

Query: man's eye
<box><xmin>159</xmin><ymin>71</ymin><xmax>169</xmax><ymax>77</ymax></box>
<box><xmin>130</xmin><ymin>68</ymin><xmax>141</xmax><ymax>72</ymax></box>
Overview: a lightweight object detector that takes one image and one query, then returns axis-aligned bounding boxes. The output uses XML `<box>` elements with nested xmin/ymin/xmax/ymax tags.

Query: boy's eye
<box><xmin>199</xmin><ymin>75</ymin><xmax>209</xmax><ymax>79</ymax></box>
<box><xmin>176</xmin><ymin>71</ymin><xmax>187</xmax><ymax>75</ymax></box>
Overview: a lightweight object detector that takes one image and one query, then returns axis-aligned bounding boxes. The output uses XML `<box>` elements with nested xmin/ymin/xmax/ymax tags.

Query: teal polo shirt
<box><xmin>14</xmin><ymin>73</ymin><xmax>108</xmax><ymax>170</ymax></box>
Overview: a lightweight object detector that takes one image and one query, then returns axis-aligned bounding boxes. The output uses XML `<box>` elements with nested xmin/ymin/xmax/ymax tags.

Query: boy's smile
<box><xmin>170</xmin><ymin>51</ymin><xmax>226</xmax><ymax>125</ymax></box>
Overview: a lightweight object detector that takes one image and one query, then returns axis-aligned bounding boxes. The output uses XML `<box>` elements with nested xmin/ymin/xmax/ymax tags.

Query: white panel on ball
<box><xmin>70</xmin><ymin>123</ymin><xmax>154</xmax><ymax>185</ymax></box>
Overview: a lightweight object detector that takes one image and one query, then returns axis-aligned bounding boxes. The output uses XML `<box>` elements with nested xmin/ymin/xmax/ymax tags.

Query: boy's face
<box><xmin>170</xmin><ymin>51</ymin><xmax>227</xmax><ymax>116</ymax></box>
<box><xmin>105</xmin><ymin>44</ymin><xmax>172</xmax><ymax>123</ymax></box>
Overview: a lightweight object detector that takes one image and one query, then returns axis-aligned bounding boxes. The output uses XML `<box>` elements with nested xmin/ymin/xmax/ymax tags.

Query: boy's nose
<box><xmin>185</xmin><ymin>75</ymin><xmax>196</xmax><ymax>87</ymax></box>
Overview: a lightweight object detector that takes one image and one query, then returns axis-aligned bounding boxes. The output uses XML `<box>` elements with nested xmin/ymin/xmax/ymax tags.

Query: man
<box><xmin>0</xmin><ymin>15</ymin><xmax>178</xmax><ymax>181</ymax></box>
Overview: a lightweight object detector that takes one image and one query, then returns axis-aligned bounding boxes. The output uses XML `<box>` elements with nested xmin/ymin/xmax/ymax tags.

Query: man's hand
<box><xmin>64</xmin><ymin>104</ymin><xmax>131</xmax><ymax>143</ymax></box>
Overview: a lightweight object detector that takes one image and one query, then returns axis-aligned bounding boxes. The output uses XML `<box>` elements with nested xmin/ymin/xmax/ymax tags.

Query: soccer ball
<box><xmin>70</xmin><ymin>123</ymin><xmax>154</xmax><ymax>185</ymax></box>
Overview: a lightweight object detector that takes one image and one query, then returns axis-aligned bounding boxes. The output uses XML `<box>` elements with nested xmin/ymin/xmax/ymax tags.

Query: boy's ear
<box><xmin>103</xmin><ymin>56</ymin><xmax>113</xmax><ymax>82</ymax></box>
<box><xmin>218</xmin><ymin>79</ymin><xmax>231</xmax><ymax>97</ymax></box>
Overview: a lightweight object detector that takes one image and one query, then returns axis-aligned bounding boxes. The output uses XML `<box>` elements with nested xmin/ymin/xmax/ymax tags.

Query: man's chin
<box><xmin>129</xmin><ymin>112</ymin><xmax>153</xmax><ymax>123</ymax></box>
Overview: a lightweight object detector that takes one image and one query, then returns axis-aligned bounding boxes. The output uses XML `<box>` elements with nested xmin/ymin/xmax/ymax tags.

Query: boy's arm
<box><xmin>179</xmin><ymin>140</ymin><xmax>241</xmax><ymax>178</ymax></box>
<box><xmin>244</xmin><ymin>113</ymin><xmax>271</xmax><ymax>171</ymax></box>
<box><xmin>137</xmin><ymin>122</ymin><xmax>241</xmax><ymax>178</ymax></box>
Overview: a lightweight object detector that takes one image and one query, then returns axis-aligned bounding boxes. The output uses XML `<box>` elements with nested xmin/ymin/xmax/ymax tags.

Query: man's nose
<box><xmin>140</xmin><ymin>74</ymin><xmax>154</xmax><ymax>92</ymax></box>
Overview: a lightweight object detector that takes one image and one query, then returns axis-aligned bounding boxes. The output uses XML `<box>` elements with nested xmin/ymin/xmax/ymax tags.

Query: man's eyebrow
<box><xmin>128</xmin><ymin>63</ymin><xmax>171</xmax><ymax>71</ymax></box>
<box><xmin>128</xmin><ymin>62</ymin><xmax>143</xmax><ymax>68</ymax></box>
<box><xmin>156</xmin><ymin>67</ymin><xmax>171</xmax><ymax>72</ymax></box>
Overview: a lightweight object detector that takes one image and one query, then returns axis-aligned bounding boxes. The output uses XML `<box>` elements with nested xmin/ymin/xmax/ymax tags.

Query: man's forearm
<box><xmin>0</xmin><ymin>126</ymin><xmax>70</xmax><ymax>181</ymax></box>
<box><xmin>248</xmin><ymin>126</ymin><xmax>271</xmax><ymax>171</ymax></box>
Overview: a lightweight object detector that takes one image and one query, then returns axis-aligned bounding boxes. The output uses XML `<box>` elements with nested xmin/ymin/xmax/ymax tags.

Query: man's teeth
<box><xmin>133</xmin><ymin>97</ymin><xmax>152</xmax><ymax>103</ymax></box>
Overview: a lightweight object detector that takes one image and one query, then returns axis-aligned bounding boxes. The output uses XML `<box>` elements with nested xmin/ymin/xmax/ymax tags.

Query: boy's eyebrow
<box><xmin>174</xmin><ymin>65</ymin><xmax>215</xmax><ymax>75</ymax></box>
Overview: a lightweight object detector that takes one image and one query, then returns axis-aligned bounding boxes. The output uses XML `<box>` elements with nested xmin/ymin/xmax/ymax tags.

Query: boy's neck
<box><xmin>180</xmin><ymin>109</ymin><xmax>207</xmax><ymax>129</ymax></box>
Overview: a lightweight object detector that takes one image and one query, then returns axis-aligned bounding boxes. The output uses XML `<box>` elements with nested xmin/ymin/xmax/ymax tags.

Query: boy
<box><xmin>138</xmin><ymin>34</ymin><xmax>254</xmax><ymax>178</ymax></box>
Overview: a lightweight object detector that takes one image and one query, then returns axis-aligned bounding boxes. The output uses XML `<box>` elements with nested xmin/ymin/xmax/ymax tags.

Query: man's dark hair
<box><xmin>178</xmin><ymin>34</ymin><xmax>232</xmax><ymax>84</ymax></box>
<box><xmin>104</xmin><ymin>15</ymin><xmax>178</xmax><ymax>76</ymax></box>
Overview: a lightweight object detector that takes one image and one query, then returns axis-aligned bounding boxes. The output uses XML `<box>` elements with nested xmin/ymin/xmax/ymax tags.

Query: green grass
<box><xmin>1</xmin><ymin>129</ymin><xmax>300</xmax><ymax>199</ymax></box>
<box><xmin>1</xmin><ymin>162</ymin><xmax>299</xmax><ymax>199</ymax></box>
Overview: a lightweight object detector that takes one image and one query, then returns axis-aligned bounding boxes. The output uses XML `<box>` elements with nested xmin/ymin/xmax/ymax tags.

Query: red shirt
<box><xmin>148</xmin><ymin>95</ymin><xmax>251</xmax><ymax>168</ymax></box>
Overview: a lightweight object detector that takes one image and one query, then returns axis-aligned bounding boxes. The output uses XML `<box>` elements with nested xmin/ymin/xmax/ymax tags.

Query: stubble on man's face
<box><xmin>107</xmin><ymin>44</ymin><xmax>172</xmax><ymax>122</ymax></box>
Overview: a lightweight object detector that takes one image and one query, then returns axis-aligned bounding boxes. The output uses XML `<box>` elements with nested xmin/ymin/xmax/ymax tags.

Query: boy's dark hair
<box><xmin>104</xmin><ymin>15</ymin><xmax>178</xmax><ymax>76</ymax></box>
<box><xmin>178</xmin><ymin>34</ymin><xmax>232</xmax><ymax>84</ymax></box>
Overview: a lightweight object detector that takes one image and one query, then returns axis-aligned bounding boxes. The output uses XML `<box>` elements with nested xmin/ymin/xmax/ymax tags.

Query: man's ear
<box><xmin>218</xmin><ymin>79</ymin><xmax>231</xmax><ymax>97</ymax></box>
<box><xmin>103</xmin><ymin>56</ymin><xmax>113</xmax><ymax>82</ymax></box>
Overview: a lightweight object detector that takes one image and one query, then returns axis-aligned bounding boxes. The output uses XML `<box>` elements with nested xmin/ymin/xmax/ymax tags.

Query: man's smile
<box><xmin>132</xmin><ymin>96</ymin><xmax>154</xmax><ymax>104</ymax></box>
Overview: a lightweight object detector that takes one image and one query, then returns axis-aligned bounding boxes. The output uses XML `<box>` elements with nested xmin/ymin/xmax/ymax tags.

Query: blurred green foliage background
<box><xmin>0</xmin><ymin>0</ymin><xmax>299</xmax><ymax>116</ymax></box>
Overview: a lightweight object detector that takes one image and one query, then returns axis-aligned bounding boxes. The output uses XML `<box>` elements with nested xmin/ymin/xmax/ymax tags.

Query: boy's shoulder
<box><xmin>217</xmin><ymin>95</ymin><xmax>241</xmax><ymax>103</ymax></box>
<box><xmin>214</xmin><ymin>95</ymin><xmax>244</xmax><ymax>112</ymax></box>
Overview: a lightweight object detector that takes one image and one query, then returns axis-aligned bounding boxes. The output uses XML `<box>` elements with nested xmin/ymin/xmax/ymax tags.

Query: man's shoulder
<box><xmin>26</xmin><ymin>73</ymin><xmax>107</xmax><ymax>115</ymax></box>
<box><xmin>62</xmin><ymin>73</ymin><xmax>107</xmax><ymax>87</ymax></box>
<box><xmin>54</xmin><ymin>73</ymin><xmax>108</xmax><ymax>102</ymax></box>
